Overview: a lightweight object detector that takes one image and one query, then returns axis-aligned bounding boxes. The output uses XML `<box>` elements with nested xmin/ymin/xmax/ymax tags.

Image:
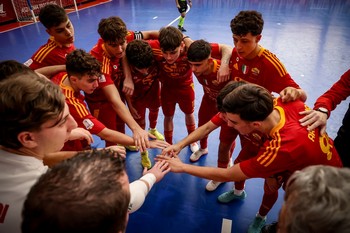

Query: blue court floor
<box><xmin>0</xmin><ymin>0</ymin><xmax>349</xmax><ymax>232</ymax></box>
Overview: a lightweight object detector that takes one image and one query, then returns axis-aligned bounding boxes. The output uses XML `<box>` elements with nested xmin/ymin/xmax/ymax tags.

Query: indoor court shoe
<box><xmin>148</xmin><ymin>128</ymin><xmax>165</xmax><ymax>141</ymax></box>
<box><xmin>124</xmin><ymin>145</ymin><xmax>139</xmax><ymax>151</ymax></box>
<box><xmin>205</xmin><ymin>180</ymin><xmax>222</xmax><ymax>191</ymax></box>
<box><xmin>261</xmin><ymin>221</ymin><xmax>278</xmax><ymax>233</ymax></box>
<box><xmin>178</xmin><ymin>25</ymin><xmax>186</xmax><ymax>32</ymax></box>
<box><xmin>189</xmin><ymin>147</ymin><xmax>207</xmax><ymax>162</ymax></box>
<box><xmin>141</xmin><ymin>151</ymin><xmax>152</xmax><ymax>169</ymax></box>
<box><xmin>189</xmin><ymin>142</ymin><xmax>199</xmax><ymax>153</ymax></box>
<box><xmin>248</xmin><ymin>216</ymin><xmax>267</xmax><ymax>233</ymax></box>
<box><xmin>217</xmin><ymin>190</ymin><xmax>246</xmax><ymax>203</ymax></box>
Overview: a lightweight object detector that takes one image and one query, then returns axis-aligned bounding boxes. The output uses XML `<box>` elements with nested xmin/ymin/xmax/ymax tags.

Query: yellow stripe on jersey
<box><xmin>101</xmin><ymin>56</ymin><xmax>111</xmax><ymax>75</ymax></box>
<box><xmin>262</xmin><ymin>50</ymin><xmax>288</xmax><ymax>77</ymax></box>
<box><xmin>69</xmin><ymin>97</ymin><xmax>90</xmax><ymax>118</ymax></box>
<box><xmin>33</xmin><ymin>40</ymin><xmax>57</xmax><ymax>63</ymax></box>
<box><xmin>257</xmin><ymin>100</ymin><xmax>285</xmax><ymax>167</ymax></box>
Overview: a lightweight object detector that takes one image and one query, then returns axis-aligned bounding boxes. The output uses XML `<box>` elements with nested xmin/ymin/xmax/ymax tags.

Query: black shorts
<box><xmin>177</xmin><ymin>2</ymin><xmax>188</xmax><ymax>13</ymax></box>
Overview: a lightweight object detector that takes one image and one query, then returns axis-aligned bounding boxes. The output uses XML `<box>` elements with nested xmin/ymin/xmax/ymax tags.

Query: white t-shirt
<box><xmin>0</xmin><ymin>149</ymin><xmax>48</xmax><ymax>233</ymax></box>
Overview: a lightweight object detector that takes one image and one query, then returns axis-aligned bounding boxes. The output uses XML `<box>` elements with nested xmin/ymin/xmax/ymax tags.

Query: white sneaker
<box><xmin>190</xmin><ymin>142</ymin><xmax>199</xmax><ymax>153</ymax></box>
<box><xmin>206</xmin><ymin>180</ymin><xmax>223</xmax><ymax>191</ymax></box>
<box><xmin>189</xmin><ymin>148</ymin><xmax>208</xmax><ymax>162</ymax></box>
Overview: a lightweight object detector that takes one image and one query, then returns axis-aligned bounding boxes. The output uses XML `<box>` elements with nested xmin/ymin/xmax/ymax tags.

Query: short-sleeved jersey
<box><xmin>230</xmin><ymin>47</ymin><xmax>301</xmax><ymax>93</ymax></box>
<box><xmin>210</xmin><ymin>112</ymin><xmax>226</xmax><ymax>126</ymax></box>
<box><xmin>130</xmin><ymin>64</ymin><xmax>159</xmax><ymax>100</ymax></box>
<box><xmin>240</xmin><ymin>98</ymin><xmax>343</xmax><ymax>181</ymax></box>
<box><xmin>24</xmin><ymin>37</ymin><xmax>75</xmax><ymax>69</ymax></box>
<box><xmin>52</xmin><ymin>72</ymin><xmax>106</xmax><ymax>135</ymax></box>
<box><xmin>86</xmin><ymin>31</ymin><xmax>137</xmax><ymax>103</ymax></box>
<box><xmin>196</xmin><ymin>58</ymin><xmax>230</xmax><ymax>102</ymax></box>
<box><xmin>148</xmin><ymin>39</ymin><xmax>193</xmax><ymax>89</ymax></box>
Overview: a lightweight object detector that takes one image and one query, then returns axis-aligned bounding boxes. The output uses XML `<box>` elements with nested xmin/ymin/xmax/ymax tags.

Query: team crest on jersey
<box><xmin>99</xmin><ymin>74</ymin><xmax>106</xmax><ymax>83</ymax></box>
<box><xmin>242</xmin><ymin>64</ymin><xmax>248</xmax><ymax>74</ymax></box>
<box><xmin>251</xmin><ymin>68</ymin><xmax>260</xmax><ymax>76</ymax></box>
<box><xmin>83</xmin><ymin>119</ymin><xmax>94</xmax><ymax>130</ymax></box>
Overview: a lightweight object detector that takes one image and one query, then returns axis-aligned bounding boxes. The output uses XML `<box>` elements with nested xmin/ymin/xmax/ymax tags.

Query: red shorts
<box><xmin>161</xmin><ymin>84</ymin><xmax>195</xmax><ymax>116</ymax></box>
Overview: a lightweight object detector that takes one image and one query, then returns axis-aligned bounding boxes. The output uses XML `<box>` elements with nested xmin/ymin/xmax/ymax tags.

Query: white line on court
<box><xmin>167</xmin><ymin>4</ymin><xmax>191</xmax><ymax>26</ymax></box>
<box><xmin>221</xmin><ymin>218</ymin><xmax>232</xmax><ymax>233</ymax></box>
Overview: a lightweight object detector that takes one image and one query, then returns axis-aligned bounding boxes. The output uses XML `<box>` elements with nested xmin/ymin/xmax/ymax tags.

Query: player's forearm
<box><xmin>182</xmin><ymin>163</ymin><xmax>232</xmax><ymax>182</ymax></box>
<box><xmin>128</xmin><ymin>173</ymin><xmax>156</xmax><ymax>213</ymax></box>
<box><xmin>98</xmin><ymin>128</ymin><xmax>134</xmax><ymax>146</ymax></box>
<box><xmin>218</xmin><ymin>43</ymin><xmax>233</xmax><ymax>65</ymax></box>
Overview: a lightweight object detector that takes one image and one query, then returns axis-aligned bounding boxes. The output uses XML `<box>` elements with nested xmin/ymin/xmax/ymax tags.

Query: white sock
<box><xmin>256</xmin><ymin>213</ymin><xmax>267</xmax><ymax>220</ymax></box>
<box><xmin>234</xmin><ymin>189</ymin><xmax>244</xmax><ymax>196</ymax></box>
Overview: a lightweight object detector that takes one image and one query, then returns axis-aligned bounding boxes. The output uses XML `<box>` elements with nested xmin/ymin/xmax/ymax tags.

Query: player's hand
<box><xmin>161</xmin><ymin>144</ymin><xmax>182</xmax><ymax>156</ymax></box>
<box><xmin>123</xmin><ymin>78</ymin><xmax>134</xmax><ymax>96</ymax></box>
<box><xmin>132</xmin><ymin>128</ymin><xmax>150</xmax><ymax>152</ymax></box>
<box><xmin>105</xmin><ymin>145</ymin><xmax>126</xmax><ymax>158</ymax></box>
<box><xmin>279</xmin><ymin>87</ymin><xmax>302</xmax><ymax>102</ymax></box>
<box><xmin>217</xmin><ymin>63</ymin><xmax>230</xmax><ymax>83</ymax></box>
<box><xmin>149</xmin><ymin>140</ymin><xmax>170</xmax><ymax>149</ymax></box>
<box><xmin>69</xmin><ymin>127</ymin><xmax>94</xmax><ymax>145</ymax></box>
<box><xmin>143</xmin><ymin>160</ymin><xmax>170</xmax><ymax>182</ymax></box>
<box><xmin>155</xmin><ymin>154</ymin><xmax>185</xmax><ymax>173</ymax></box>
<box><xmin>299</xmin><ymin>109</ymin><xmax>327</xmax><ymax>134</ymax></box>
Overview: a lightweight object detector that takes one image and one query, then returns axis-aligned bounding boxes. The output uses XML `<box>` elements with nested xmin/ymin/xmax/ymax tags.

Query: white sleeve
<box><xmin>128</xmin><ymin>173</ymin><xmax>156</xmax><ymax>213</ymax></box>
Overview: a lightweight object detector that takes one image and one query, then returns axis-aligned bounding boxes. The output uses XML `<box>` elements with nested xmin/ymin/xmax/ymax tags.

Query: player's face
<box><xmin>188</xmin><ymin>58</ymin><xmax>210</xmax><ymax>77</ymax></box>
<box><xmin>232</xmin><ymin>33</ymin><xmax>261</xmax><ymax>60</ymax></box>
<box><xmin>104</xmin><ymin>39</ymin><xmax>127</xmax><ymax>59</ymax></box>
<box><xmin>47</xmin><ymin>19</ymin><xmax>75</xmax><ymax>47</ymax></box>
<box><xmin>161</xmin><ymin>43</ymin><xmax>185</xmax><ymax>64</ymax></box>
<box><xmin>225</xmin><ymin>112</ymin><xmax>255</xmax><ymax>135</ymax></box>
<box><xmin>32</xmin><ymin>103</ymin><xmax>77</xmax><ymax>155</ymax></box>
<box><xmin>76</xmin><ymin>74</ymin><xmax>99</xmax><ymax>94</ymax></box>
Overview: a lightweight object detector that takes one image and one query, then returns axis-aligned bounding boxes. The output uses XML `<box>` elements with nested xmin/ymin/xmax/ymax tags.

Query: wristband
<box><xmin>316</xmin><ymin>107</ymin><xmax>328</xmax><ymax>116</ymax></box>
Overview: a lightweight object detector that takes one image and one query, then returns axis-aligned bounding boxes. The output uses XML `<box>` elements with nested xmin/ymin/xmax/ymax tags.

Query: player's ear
<box><xmin>256</xmin><ymin>34</ymin><xmax>262</xmax><ymax>43</ymax></box>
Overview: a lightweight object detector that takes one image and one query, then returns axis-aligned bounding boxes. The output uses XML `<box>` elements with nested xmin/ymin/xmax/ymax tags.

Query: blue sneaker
<box><xmin>248</xmin><ymin>216</ymin><xmax>267</xmax><ymax>233</ymax></box>
<box><xmin>217</xmin><ymin>190</ymin><xmax>246</xmax><ymax>203</ymax></box>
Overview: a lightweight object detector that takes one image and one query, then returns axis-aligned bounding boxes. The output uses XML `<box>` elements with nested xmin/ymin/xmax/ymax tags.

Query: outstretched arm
<box><xmin>162</xmin><ymin>120</ymin><xmax>218</xmax><ymax>155</ymax></box>
<box><xmin>102</xmin><ymin>84</ymin><xmax>153</xmax><ymax>152</ymax></box>
<box><xmin>128</xmin><ymin>160</ymin><xmax>170</xmax><ymax>213</ymax></box>
<box><xmin>155</xmin><ymin>154</ymin><xmax>248</xmax><ymax>182</ymax></box>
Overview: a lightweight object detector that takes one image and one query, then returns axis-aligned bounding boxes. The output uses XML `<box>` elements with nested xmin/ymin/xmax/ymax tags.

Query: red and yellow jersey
<box><xmin>52</xmin><ymin>72</ymin><xmax>106</xmax><ymax>135</ymax></box>
<box><xmin>25</xmin><ymin>37</ymin><xmax>75</xmax><ymax>70</ymax></box>
<box><xmin>240</xmin><ymin>98</ymin><xmax>343</xmax><ymax>180</ymax></box>
<box><xmin>86</xmin><ymin>31</ymin><xmax>137</xmax><ymax>102</ymax></box>
<box><xmin>87</xmin><ymin>38</ymin><xmax>123</xmax><ymax>102</ymax></box>
<box><xmin>148</xmin><ymin>39</ymin><xmax>193</xmax><ymax>89</ymax></box>
<box><xmin>196</xmin><ymin>58</ymin><xmax>230</xmax><ymax>102</ymax></box>
<box><xmin>230</xmin><ymin>47</ymin><xmax>301</xmax><ymax>93</ymax></box>
<box><xmin>130</xmin><ymin>64</ymin><xmax>159</xmax><ymax>100</ymax></box>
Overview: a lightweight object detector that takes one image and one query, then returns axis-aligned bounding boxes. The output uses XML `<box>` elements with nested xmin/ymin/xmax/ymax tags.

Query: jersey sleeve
<box><xmin>210</xmin><ymin>43</ymin><xmax>221</xmax><ymax>60</ymax></box>
<box><xmin>210</xmin><ymin>112</ymin><xmax>226</xmax><ymax>126</ymax></box>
